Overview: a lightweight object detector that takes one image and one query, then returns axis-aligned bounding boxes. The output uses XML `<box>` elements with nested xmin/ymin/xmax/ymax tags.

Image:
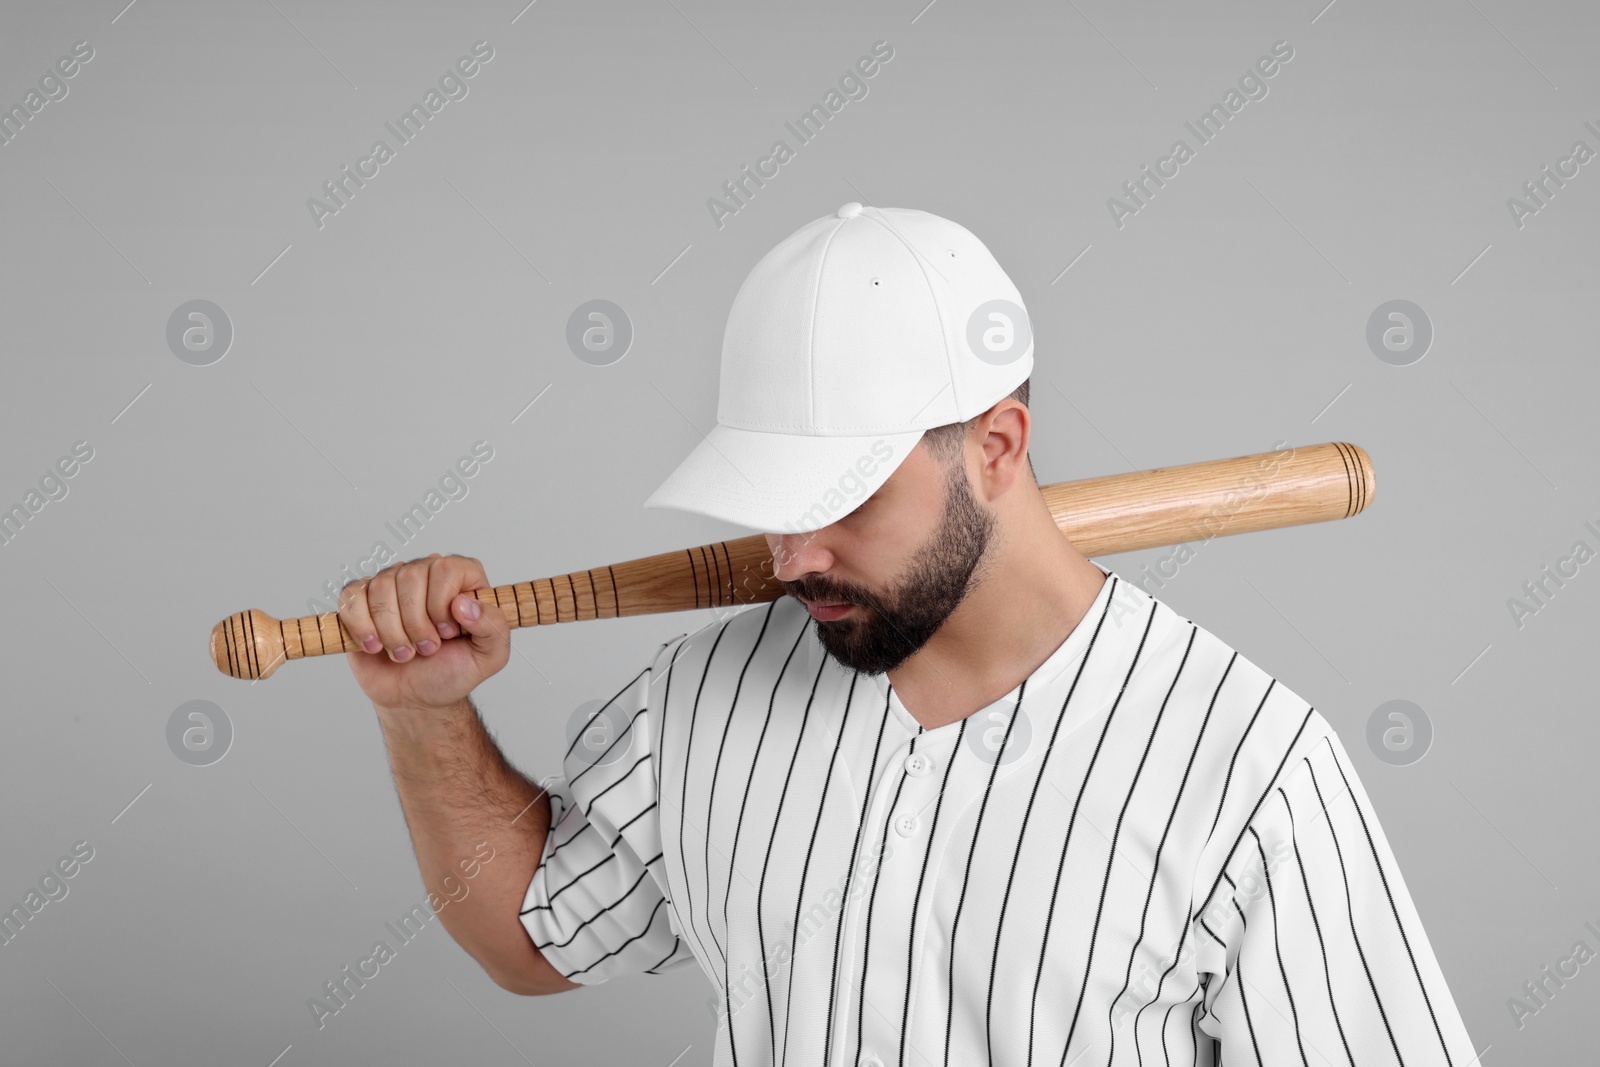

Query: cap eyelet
<box><xmin>946</xmin><ymin>248</ymin><xmax>957</xmax><ymax>258</ymax></box>
<box><xmin>870</xmin><ymin>277</ymin><xmax>881</xmax><ymax>286</ymax></box>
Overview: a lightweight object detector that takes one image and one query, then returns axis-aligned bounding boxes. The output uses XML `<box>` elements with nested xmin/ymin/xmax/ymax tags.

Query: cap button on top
<box><xmin>837</xmin><ymin>201</ymin><xmax>864</xmax><ymax>219</ymax></box>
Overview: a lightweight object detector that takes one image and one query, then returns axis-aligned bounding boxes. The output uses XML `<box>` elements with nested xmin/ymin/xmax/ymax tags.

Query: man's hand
<box><xmin>338</xmin><ymin>553</ymin><xmax>512</xmax><ymax>713</ymax></box>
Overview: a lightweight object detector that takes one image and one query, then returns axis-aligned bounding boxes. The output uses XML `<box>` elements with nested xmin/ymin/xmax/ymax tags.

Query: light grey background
<box><xmin>1</xmin><ymin>0</ymin><xmax>1594</xmax><ymax>1062</ymax></box>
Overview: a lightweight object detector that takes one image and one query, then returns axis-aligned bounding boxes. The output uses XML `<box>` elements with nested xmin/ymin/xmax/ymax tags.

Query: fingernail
<box><xmin>417</xmin><ymin>640</ymin><xmax>437</xmax><ymax>655</ymax></box>
<box><xmin>462</xmin><ymin>598</ymin><xmax>481</xmax><ymax>620</ymax></box>
<box><xmin>392</xmin><ymin>646</ymin><xmax>412</xmax><ymax>661</ymax></box>
<box><xmin>363</xmin><ymin>635</ymin><xmax>381</xmax><ymax>652</ymax></box>
<box><xmin>438</xmin><ymin>621</ymin><xmax>457</xmax><ymax>638</ymax></box>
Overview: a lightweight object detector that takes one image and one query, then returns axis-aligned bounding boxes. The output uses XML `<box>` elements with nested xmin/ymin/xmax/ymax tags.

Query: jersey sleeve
<box><xmin>1190</xmin><ymin>718</ymin><xmax>1479</xmax><ymax>1064</ymax></box>
<box><xmin>518</xmin><ymin>635</ymin><xmax>698</xmax><ymax>985</ymax></box>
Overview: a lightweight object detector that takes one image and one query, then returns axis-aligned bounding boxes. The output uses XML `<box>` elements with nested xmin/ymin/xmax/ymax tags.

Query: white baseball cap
<box><xmin>644</xmin><ymin>202</ymin><xmax>1033</xmax><ymax>534</ymax></box>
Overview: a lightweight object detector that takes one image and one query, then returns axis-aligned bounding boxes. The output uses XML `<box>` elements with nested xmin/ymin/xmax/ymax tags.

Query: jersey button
<box><xmin>893</xmin><ymin>811</ymin><xmax>918</xmax><ymax>837</ymax></box>
<box><xmin>860</xmin><ymin>1055</ymin><xmax>883</xmax><ymax>1067</ymax></box>
<box><xmin>904</xmin><ymin>753</ymin><xmax>933</xmax><ymax>777</ymax></box>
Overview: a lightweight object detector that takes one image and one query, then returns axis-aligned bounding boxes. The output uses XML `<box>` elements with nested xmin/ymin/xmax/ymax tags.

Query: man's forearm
<box><xmin>374</xmin><ymin>696</ymin><xmax>576</xmax><ymax>994</ymax></box>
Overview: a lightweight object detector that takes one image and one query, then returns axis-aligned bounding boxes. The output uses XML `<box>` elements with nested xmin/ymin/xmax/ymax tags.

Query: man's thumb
<box><xmin>452</xmin><ymin>593</ymin><xmax>505</xmax><ymax>655</ymax></box>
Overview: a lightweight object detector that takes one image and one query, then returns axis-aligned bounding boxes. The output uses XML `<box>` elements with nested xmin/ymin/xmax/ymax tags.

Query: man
<box><xmin>340</xmin><ymin>204</ymin><xmax>1479</xmax><ymax>1065</ymax></box>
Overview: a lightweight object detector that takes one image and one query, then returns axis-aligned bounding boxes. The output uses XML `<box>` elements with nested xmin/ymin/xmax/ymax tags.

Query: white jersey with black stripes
<box><xmin>520</xmin><ymin>563</ymin><xmax>1478</xmax><ymax>1067</ymax></box>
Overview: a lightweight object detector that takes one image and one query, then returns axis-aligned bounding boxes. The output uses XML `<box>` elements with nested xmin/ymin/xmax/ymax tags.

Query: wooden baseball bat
<box><xmin>210</xmin><ymin>441</ymin><xmax>1373</xmax><ymax>680</ymax></box>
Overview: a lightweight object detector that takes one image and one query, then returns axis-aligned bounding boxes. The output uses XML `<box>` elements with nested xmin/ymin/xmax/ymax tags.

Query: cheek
<box><xmin>847</xmin><ymin>512</ymin><xmax>915</xmax><ymax>576</ymax></box>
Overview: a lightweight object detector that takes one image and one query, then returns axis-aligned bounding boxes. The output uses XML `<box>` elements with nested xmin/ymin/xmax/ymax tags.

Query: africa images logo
<box><xmin>306</xmin><ymin>41</ymin><xmax>495</xmax><ymax>230</ymax></box>
<box><xmin>1106</xmin><ymin>40</ymin><xmax>1295</xmax><ymax>229</ymax></box>
<box><xmin>705</xmin><ymin>40</ymin><xmax>895</xmax><ymax>229</ymax></box>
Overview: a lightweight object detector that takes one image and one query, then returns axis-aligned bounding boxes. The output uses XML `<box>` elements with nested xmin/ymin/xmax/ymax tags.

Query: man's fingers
<box><xmin>365</xmin><ymin>568</ymin><xmax>411</xmax><ymax>660</ymax></box>
<box><xmin>337</xmin><ymin>578</ymin><xmax>382</xmax><ymax>654</ymax></box>
<box><xmin>396</xmin><ymin>560</ymin><xmax>444</xmax><ymax>655</ymax></box>
<box><xmin>427</xmin><ymin>555</ymin><xmax>488</xmax><ymax>641</ymax></box>
<box><xmin>338</xmin><ymin>555</ymin><xmax>493</xmax><ymax>659</ymax></box>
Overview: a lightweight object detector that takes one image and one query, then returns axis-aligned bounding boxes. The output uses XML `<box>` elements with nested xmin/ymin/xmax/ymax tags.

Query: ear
<box><xmin>978</xmin><ymin>402</ymin><xmax>1031</xmax><ymax>492</ymax></box>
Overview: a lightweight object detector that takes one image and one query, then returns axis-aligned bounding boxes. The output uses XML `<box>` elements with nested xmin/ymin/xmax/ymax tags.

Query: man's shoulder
<box><xmin>1133</xmin><ymin>592</ymin><xmax>1353</xmax><ymax>897</ymax></box>
<box><xmin>1135</xmin><ymin>585</ymin><xmax>1338</xmax><ymax>785</ymax></box>
<box><xmin>648</xmin><ymin>595</ymin><xmax>811</xmax><ymax>680</ymax></box>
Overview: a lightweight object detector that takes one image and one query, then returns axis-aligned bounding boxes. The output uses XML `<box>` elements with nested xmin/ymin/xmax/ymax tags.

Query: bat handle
<box><xmin>210</xmin><ymin>536</ymin><xmax>780</xmax><ymax>680</ymax></box>
<box><xmin>208</xmin><ymin>580</ymin><xmax>594</xmax><ymax>681</ymax></box>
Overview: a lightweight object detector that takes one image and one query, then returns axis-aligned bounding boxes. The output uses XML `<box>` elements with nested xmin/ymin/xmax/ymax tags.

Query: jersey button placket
<box><xmin>894</xmin><ymin>747</ymin><xmax>938</xmax><ymax>840</ymax></box>
<box><xmin>839</xmin><ymin>738</ymin><xmax>921</xmax><ymax>1067</ymax></box>
<box><xmin>868</xmin><ymin>740</ymin><xmax>947</xmax><ymax>1067</ymax></box>
<box><xmin>891</xmin><ymin>738</ymin><xmax>956</xmax><ymax>1061</ymax></box>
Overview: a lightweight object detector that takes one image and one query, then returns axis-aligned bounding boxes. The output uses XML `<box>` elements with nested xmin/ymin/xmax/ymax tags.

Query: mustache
<box><xmin>788</xmin><ymin>583</ymin><xmax>857</xmax><ymax>605</ymax></box>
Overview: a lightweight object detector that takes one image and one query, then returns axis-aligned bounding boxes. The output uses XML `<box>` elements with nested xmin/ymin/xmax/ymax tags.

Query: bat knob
<box><xmin>211</xmin><ymin>609</ymin><xmax>286</xmax><ymax>680</ymax></box>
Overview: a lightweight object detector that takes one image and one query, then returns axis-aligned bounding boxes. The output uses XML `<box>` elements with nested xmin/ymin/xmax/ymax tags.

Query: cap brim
<box><xmin>644</xmin><ymin>423</ymin><xmax>926</xmax><ymax>534</ymax></box>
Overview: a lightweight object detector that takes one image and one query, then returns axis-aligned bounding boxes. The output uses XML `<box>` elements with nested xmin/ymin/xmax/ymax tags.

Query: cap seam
<box><xmin>861</xmin><ymin>209</ymin><xmax>960</xmax><ymax>426</ymax></box>
<box><xmin>717</xmin><ymin>214</ymin><xmax>836</xmax><ymax>426</ymax></box>
<box><xmin>806</xmin><ymin>219</ymin><xmax>849</xmax><ymax>430</ymax></box>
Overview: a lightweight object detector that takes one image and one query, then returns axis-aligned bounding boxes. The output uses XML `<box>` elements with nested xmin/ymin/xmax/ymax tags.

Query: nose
<box><xmin>764</xmin><ymin>530</ymin><xmax>831</xmax><ymax>584</ymax></box>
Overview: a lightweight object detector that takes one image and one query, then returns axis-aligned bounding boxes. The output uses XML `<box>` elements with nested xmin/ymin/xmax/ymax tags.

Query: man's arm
<box><xmin>1192</xmin><ymin>720</ymin><xmax>1478</xmax><ymax>1061</ymax></box>
<box><xmin>335</xmin><ymin>553</ymin><xmax>580</xmax><ymax>996</ymax></box>
<box><xmin>375</xmin><ymin>697</ymin><xmax>580</xmax><ymax>996</ymax></box>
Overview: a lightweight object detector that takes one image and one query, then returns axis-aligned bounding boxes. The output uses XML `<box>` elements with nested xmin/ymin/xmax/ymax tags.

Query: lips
<box><xmin>802</xmin><ymin>598</ymin><xmax>853</xmax><ymax>621</ymax></box>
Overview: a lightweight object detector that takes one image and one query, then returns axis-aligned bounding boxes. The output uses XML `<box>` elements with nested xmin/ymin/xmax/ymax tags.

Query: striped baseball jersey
<box><xmin>519</xmin><ymin>562</ymin><xmax>1479</xmax><ymax>1067</ymax></box>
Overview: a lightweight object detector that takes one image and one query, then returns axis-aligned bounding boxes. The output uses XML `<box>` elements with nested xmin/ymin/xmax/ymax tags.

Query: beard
<box><xmin>788</xmin><ymin>459</ymin><xmax>998</xmax><ymax>676</ymax></box>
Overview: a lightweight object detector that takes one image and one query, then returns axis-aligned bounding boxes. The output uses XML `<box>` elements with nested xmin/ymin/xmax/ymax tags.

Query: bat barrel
<box><xmin>1044</xmin><ymin>441</ymin><xmax>1372</xmax><ymax>558</ymax></box>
